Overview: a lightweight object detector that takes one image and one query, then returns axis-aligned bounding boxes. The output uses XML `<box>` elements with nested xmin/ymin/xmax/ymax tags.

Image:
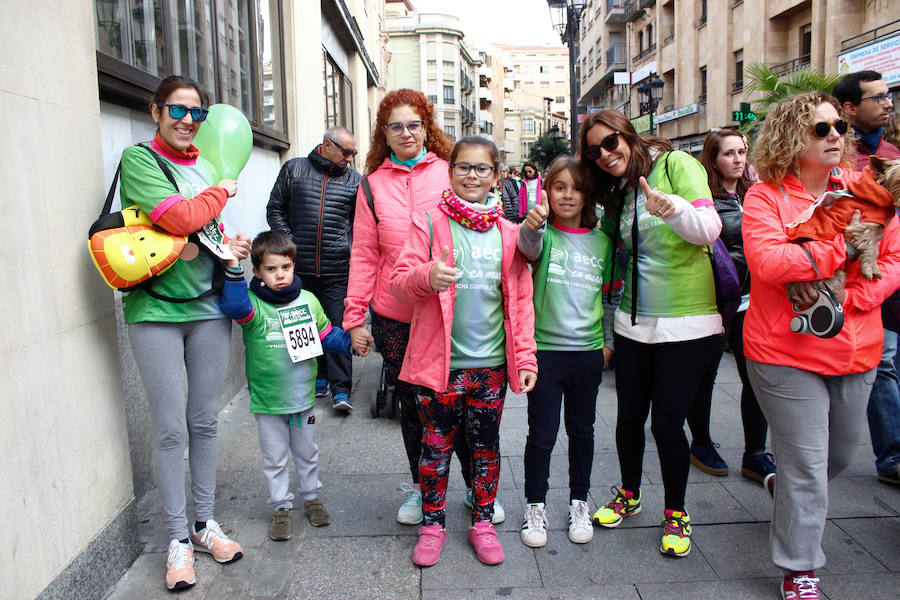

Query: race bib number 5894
<box><xmin>276</xmin><ymin>303</ymin><xmax>323</xmax><ymax>363</ymax></box>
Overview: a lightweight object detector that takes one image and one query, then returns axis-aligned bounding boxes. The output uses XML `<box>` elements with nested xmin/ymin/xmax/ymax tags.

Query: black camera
<box><xmin>790</xmin><ymin>287</ymin><xmax>844</xmax><ymax>338</ymax></box>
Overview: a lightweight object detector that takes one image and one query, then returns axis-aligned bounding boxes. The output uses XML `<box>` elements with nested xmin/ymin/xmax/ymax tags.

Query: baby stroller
<box><xmin>370</xmin><ymin>359</ymin><xmax>397</xmax><ymax>418</ymax></box>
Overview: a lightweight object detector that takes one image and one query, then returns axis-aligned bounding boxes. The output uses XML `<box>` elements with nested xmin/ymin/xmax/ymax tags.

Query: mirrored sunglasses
<box><xmin>156</xmin><ymin>103</ymin><xmax>209</xmax><ymax>122</ymax></box>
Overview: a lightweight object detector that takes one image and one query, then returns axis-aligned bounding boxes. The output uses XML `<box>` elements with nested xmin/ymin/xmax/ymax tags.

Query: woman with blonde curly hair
<box><xmin>742</xmin><ymin>91</ymin><xmax>900</xmax><ymax>599</ymax></box>
<box><xmin>344</xmin><ymin>89</ymin><xmax>505</xmax><ymax>527</ymax></box>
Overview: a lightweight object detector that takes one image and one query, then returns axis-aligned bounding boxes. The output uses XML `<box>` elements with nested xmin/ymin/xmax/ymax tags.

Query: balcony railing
<box><xmin>730</xmin><ymin>0</ymin><xmax>743</xmax><ymax>6</ymax></box>
<box><xmin>770</xmin><ymin>54</ymin><xmax>810</xmax><ymax>76</ymax></box>
<box><xmin>606</xmin><ymin>0</ymin><xmax>626</xmax><ymax>24</ymax></box>
<box><xmin>699</xmin><ymin>94</ymin><xmax>707</xmax><ymax>105</ymax></box>
<box><xmin>640</xmin><ymin>0</ymin><xmax>656</xmax><ymax>8</ymax></box>
<box><xmin>841</xmin><ymin>18</ymin><xmax>900</xmax><ymax>52</ymax></box>
<box><xmin>624</xmin><ymin>0</ymin><xmax>642</xmax><ymax>22</ymax></box>
<box><xmin>633</xmin><ymin>43</ymin><xmax>657</xmax><ymax>62</ymax></box>
<box><xmin>606</xmin><ymin>43</ymin><xmax>625</xmax><ymax>67</ymax></box>
<box><xmin>697</xmin><ymin>15</ymin><xmax>707</xmax><ymax>28</ymax></box>
<box><xmin>731</xmin><ymin>79</ymin><xmax>743</xmax><ymax>93</ymax></box>
<box><xmin>663</xmin><ymin>34</ymin><xmax>675</xmax><ymax>46</ymax></box>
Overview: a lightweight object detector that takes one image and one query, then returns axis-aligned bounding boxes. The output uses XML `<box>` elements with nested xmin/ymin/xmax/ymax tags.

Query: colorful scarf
<box><xmin>438</xmin><ymin>188</ymin><xmax>502</xmax><ymax>231</ymax></box>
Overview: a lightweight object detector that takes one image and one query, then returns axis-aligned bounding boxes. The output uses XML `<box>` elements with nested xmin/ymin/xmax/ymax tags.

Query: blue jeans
<box><xmin>867</xmin><ymin>329</ymin><xmax>900</xmax><ymax>477</ymax></box>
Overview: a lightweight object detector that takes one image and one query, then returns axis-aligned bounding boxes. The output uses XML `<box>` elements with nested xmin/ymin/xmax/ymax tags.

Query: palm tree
<box><xmin>742</xmin><ymin>63</ymin><xmax>844</xmax><ymax>133</ymax></box>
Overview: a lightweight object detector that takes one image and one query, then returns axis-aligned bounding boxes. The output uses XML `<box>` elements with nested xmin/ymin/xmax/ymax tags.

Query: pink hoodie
<box><xmin>343</xmin><ymin>153</ymin><xmax>450</xmax><ymax>329</ymax></box>
<box><xmin>517</xmin><ymin>176</ymin><xmax>542</xmax><ymax>219</ymax></box>
<box><xmin>390</xmin><ymin>210</ymin><xmax>537</xmax><ymax>393</ymax></box>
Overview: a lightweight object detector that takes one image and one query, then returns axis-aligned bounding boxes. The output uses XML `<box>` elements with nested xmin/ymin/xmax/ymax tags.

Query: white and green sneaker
<box><xmin>465</xmin><ymin>487</ymin><xmax>505</xmax><ymax>524</ymax></box>
<box><xmin>397</xmin><ymin>483</ymin><xmax>423</xmax><ymax>525</ymax></box>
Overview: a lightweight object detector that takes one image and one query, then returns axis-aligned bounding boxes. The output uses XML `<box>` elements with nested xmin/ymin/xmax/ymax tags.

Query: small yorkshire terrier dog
<box><xmin>786</xmin><ymin>155</ymin><xmax>900</xmax><ymax>281</ymax></box>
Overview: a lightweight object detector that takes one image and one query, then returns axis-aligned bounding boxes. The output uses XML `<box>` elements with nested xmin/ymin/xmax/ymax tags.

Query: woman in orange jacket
<box><xmin>742</xmin><ymin>92</ymin><xmax>900</xmax><ymax>600</ymax></box>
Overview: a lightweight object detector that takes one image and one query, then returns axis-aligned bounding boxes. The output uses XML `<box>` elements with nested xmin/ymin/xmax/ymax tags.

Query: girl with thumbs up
<box><xmin>391</xmin><ymin>137</ymin><xmax>537</xmax><ymax>568</ymax></box>
<box><xmin>516</xmin><ymin>156</ymin><xmax>613</xmax><ymax>549</ymax></box>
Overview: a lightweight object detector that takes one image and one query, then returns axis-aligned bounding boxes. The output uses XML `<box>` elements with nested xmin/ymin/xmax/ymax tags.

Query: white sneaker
<box><xmin>465</xmin><ymin>487</ymin><xmax>506</xmax><ymax>524</ymax></box>
<box><xmin>568</xmin><ymin>499</ymin><xmax>593</xmax><ymax>544</ymax></box>
<box><xmin>520</xmin><ymin>503</ymin><xmax>548</xmax><ymax>547</ymax></box>
<box><xmin>397</xmin><ymin>483</ymin><xmax>423</xmax><ymax>525</ymax></box>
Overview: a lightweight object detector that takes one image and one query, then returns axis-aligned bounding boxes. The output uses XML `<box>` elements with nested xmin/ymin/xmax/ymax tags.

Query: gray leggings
<box><xmin>747</xmin><ymin>360</ymin><xmax>875</xmax><ymax>572</ymax></box>
<box><xmin>129</xmin><ymin>318</ymin><xmax>231</xmax><ymax>540</ymax></box>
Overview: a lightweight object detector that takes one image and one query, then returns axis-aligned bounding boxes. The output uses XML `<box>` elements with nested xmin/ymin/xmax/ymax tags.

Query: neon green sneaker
<box><xmin>591</xmin><ymin>487</ymin><xmax>641</xmax><ymax>528</ymax></box>
<box><xmin>660</xmin><ymin>509</ymin><xmax>692</xmax><ymax>557</ymax></box>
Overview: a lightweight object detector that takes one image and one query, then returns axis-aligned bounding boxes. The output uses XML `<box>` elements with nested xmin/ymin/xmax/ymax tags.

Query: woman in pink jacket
<box><xmin>344</xmin><ymin>90</ymin><xmax>494</xmax><ymax>526</ymax></box>
<box><xmin>391</xmin><ymin>137</ymin><xmax>537</xmax><ymax>567</ymax></box>
<box><xmin>743</xmin><ymin>92</ymin><xmax>900</xmax><ymax>600</ymax></box>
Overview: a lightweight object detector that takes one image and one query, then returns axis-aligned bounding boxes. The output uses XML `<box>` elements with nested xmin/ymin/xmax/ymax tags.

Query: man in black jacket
<box><xmin>266</xmin><ymin>126</ymin><xmax>361</xmax><ymax>412</ymax></box>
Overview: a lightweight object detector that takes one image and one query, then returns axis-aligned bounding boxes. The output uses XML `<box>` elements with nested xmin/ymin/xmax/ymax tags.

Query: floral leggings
<box><xmin>370</xmin><ymin>311</ymin><xmax>470</xmax><ymax>486</ymax></box>
<box><xmin>417</xmin><ymin>366</ymin><xmax>507</xmax><ymax>526</ymax></box>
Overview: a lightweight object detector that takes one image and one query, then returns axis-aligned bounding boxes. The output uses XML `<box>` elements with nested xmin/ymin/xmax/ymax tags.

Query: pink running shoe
<box><xmin>468</xmin><ymin>522</ymin><xmax>504</xmax><ymax>565</ymax></box>
<box><xmin>190</xmin><ymin>519</ymin><xmax>244</xmax><ymax>564</ymax></box>
<box><xmin>412</xmin><ymin>525</ymin><xmax>446</xmax><ymax>567</ymax></box>
<box><xmin>165</xmin><ymin>539</ymin><xmax>195</xmax><ymax>591</ymax></box>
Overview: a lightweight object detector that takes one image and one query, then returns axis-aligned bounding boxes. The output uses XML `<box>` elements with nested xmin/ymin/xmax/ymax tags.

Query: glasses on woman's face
<box><xmin>156</xmin><ymin>102</ymin><xmax>209</xmax><ymax>122</ymax></box>
<box><xmin>451</xmin><ymin>163</ymin><xmax>496</xmax><ymax>178</ymax></box>
<box><xmin>584</xmin><ymin>131</ymin><xmax>620</xmax><ymax>160</ymax></box>
<box><xmin>385</xmin><ymin>120</ymin><xmax>425</xmax><ymax>137</ymax></box>
<box><xmin>813</xmin><ymin>119</ymin><xmax>849</xmax><ymax>138</ymax></box>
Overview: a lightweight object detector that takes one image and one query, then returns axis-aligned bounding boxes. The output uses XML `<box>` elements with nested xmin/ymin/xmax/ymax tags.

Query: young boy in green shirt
<box><xmin>219</xmin><ymin>231</ymin><xmax>370</xmax><ymax>540</ymax></box>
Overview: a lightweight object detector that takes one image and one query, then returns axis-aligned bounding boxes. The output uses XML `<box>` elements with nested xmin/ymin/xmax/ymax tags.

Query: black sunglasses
<box><xmin>156</xmin><ymin>102</ymin><xmax>209</xmax><ymax>122</ymax></box>
<box><xmin>330</xmin><ymin>139</ymin><xmax>358</xmax><ymax>157</ymax></box>
<box><xmin>813</xmin><ymin>119</ymin><xmax>849</xmax><ymax>138</ymax></box>
<box><xmin>584</xmin><ymin>132</ymin><xmax>620</xmax><ymax>160</ymax></box>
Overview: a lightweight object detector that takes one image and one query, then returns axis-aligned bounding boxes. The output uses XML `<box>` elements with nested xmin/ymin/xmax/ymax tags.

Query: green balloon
<box><xmin>192</xmin><ymin>104</ymin><xmax>252</xmax><ymax>179</ymax></box>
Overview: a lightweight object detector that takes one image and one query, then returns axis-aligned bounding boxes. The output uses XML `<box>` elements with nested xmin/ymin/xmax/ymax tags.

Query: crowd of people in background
<box><xmin>117</xmin><ymin>69</ymin><xmax>899</xmax><ymax>599</ymax></box>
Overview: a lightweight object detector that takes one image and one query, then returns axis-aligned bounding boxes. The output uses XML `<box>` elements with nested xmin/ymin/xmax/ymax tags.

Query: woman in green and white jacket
<box><xmin>580</xmin><ymin>110</ymin><xmax>723</xmax><ymax>559</ymax></box>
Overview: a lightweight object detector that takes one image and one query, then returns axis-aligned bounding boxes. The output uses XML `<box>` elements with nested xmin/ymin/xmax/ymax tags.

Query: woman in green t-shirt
<box><xmin>119</xmin><ymin>75</ymin><xmax>247</xmax><ymax>591</ymax></box>
<box><xmin>580</xmin><ymin>110</ymin><xmax>724</xmax><ymax>559</ymax></box>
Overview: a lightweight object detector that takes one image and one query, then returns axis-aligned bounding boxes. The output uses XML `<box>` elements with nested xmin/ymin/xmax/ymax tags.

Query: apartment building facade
<box><xmin>384</xmin><ymin>5</ymin><xmax>482</xmax><ymax>140</ymax></box>
<box><xmin>498</xmin><ymin>44</ymin><xmax>571</xmax><ymax>166</ymax></box>
<box><xmin>579</xmin><ymin>0</ymin><xmax>899</xmax><ymax>152</ymax></box>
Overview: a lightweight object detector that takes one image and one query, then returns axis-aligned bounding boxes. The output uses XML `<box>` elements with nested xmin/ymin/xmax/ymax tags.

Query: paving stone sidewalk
<box><xmin>106</xmin><ymin>352</ymin><xmax>900</xmax><ymax>599</ymax></box>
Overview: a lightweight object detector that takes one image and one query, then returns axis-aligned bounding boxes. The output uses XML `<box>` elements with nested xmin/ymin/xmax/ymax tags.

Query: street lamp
<box><xmin>637</xmin><ymin>73</ymin><xmax>665</xmax><ymax>133</ymax></box>
<box><xmin>547</xmin><ymin>0</ymin><xmax>587</xmax><ymax>151</ymax></box>
<box><xmin>534</xmin><ymin>141</ymin><xmax>547</xmax><ymax>171</ymax></box>
<box><xmin>549</xmin><ymin>124</ymin><xmax>562</xmax><ymax>141</ymax></box>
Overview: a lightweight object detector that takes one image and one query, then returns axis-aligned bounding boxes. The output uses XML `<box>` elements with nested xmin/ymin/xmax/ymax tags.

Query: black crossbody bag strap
<box><xmin>361</xmin><ymin>177</ymin><xmax>378</xmax><ymax>224</ymax></box>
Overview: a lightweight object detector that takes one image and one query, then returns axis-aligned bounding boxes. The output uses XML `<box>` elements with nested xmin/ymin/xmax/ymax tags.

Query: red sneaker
<box><xmin>782</xmin><ymin>571</ymin><xmax>820</xmax><ymax>599</ymax></box>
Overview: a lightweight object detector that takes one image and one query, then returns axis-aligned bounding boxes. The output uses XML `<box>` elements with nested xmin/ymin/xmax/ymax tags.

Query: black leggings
<box><xmin>614</xmin><ymin>333</ymin><xmax>723</xmax><ymax>511</ymax></box>
<box><xmin>524</xmin><ymin>350</ymin><xmax>604</xmax><ymax>503</ymax></box>
<box><xmin>686</xmin><ymin>311</ymin><xmax>768</xmax><ymax>453</ymax></box>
